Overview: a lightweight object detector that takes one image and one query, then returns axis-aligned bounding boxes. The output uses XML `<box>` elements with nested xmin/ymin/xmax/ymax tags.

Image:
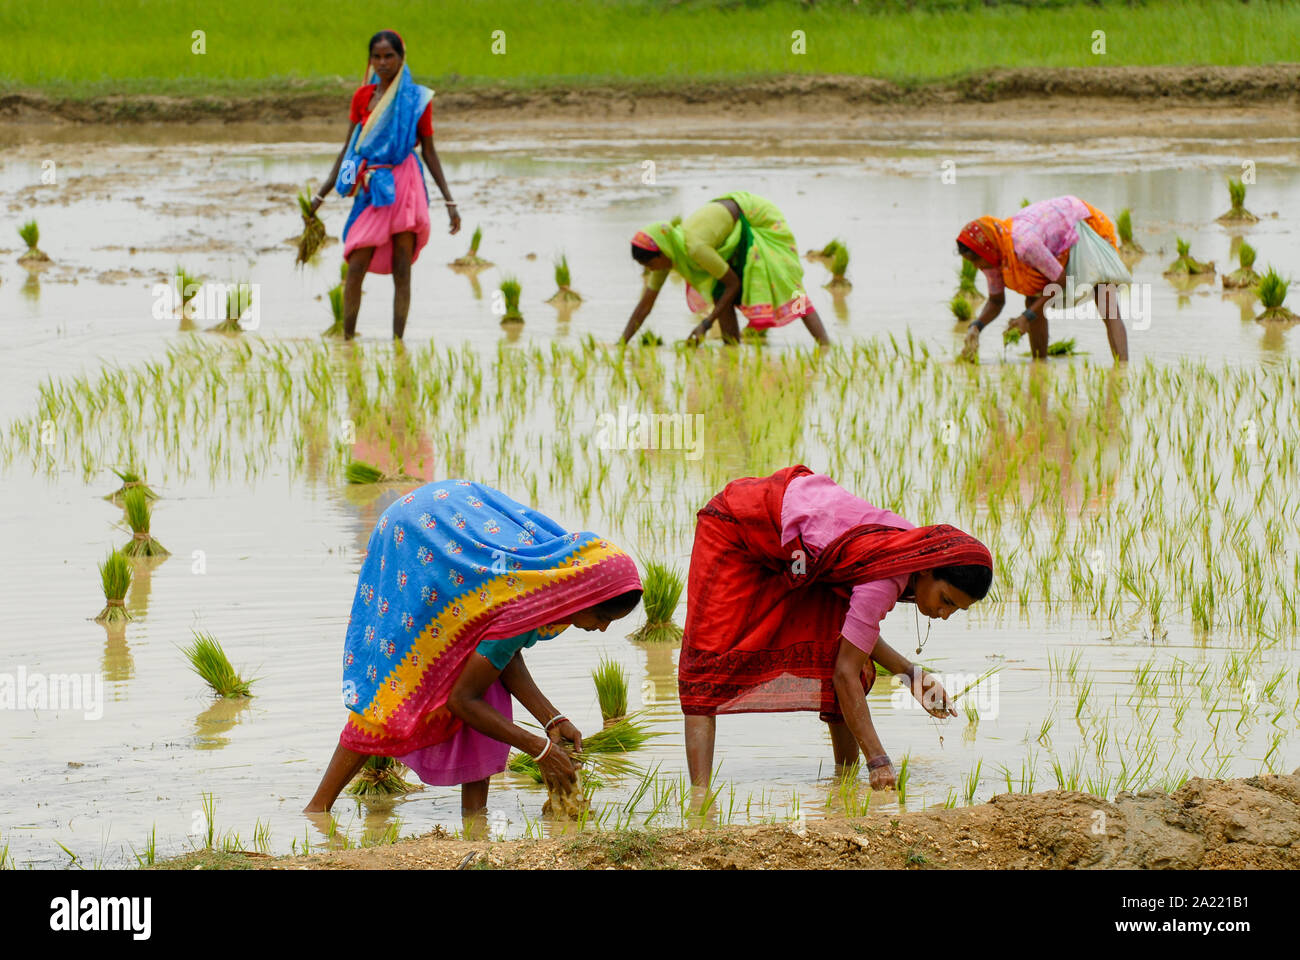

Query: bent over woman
<box><xmin>305</xmin><ymin>479</ymin><xmax>642</xmax><ymax>815</ymax></box>
<box><xmin>679</xmin><ymin>466</ymin><xmax>992</xmax><ymax>791</ymax></box>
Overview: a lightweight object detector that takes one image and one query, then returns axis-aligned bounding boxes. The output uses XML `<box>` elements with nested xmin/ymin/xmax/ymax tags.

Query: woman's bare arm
<box><xmin>419</xmin><ymin>132</ymin><xmax>460</xmax><ymax>235</ymax></box>
<box><xmin>619</xmin><ymin>285</ymin><xmax>661</xmax><ymax>343</ymax></box>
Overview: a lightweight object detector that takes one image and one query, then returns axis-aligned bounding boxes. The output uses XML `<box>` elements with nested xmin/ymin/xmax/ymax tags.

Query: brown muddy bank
<box><xmin>160</xmin><ymin>771</ymin><xmax>1300</xmax><ymax>870</ymax></box>
<box><xmin>4</xmin><ymin>65</ymin><xmax>1299</xmax><ymax>127</ymax></box>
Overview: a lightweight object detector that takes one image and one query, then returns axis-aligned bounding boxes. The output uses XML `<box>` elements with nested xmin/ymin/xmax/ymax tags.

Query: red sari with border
<box><xmin>678</xmin><ymin>465</ymin><xmax>992</xmax><ymax>717</ymax></box>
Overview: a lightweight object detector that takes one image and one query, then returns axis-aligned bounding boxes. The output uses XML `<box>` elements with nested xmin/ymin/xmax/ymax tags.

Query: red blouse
<box><xmin>349</xmin><ymin>84</ymin><xmax>433</xmax><ymax>139</ymax></box>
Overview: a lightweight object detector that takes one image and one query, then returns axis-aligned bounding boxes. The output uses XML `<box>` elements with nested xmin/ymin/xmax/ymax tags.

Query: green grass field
<box><xmin>2</xmin><ymin>0</ymin><xmax>1296</xmax><ymax>98</ymax></box>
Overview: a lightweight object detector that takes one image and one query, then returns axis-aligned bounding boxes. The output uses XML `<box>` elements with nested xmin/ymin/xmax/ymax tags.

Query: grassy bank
<box><xmin>2</xmin><ymin>0</ymin><xmax>1297</xmax><ymax>98</ymax></box>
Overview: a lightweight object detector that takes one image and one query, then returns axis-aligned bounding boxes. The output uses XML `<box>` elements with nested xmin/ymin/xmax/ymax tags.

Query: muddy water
<box><xmin>2</xmin><ymin>115</ymin><xmax>1299</xmax><ymax>867</ymax></box>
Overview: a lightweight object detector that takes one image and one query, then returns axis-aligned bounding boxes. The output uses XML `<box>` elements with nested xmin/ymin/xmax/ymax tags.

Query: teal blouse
<box><xmin>475</xmin><ymin>628</ymin><xmax>543</xmax><ymax>671</ymax></box>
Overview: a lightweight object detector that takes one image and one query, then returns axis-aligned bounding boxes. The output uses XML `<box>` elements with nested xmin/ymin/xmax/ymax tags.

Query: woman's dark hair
<box><xmin>933</xmin><ymin>563</ymin><xmax>992</xmax><ymax>601</ymax></box>
<box><xmin>956</xmin><ymin>241</ymin><xmax>972</xmax><ymax>257</ymax></box>
<box><xmin>591</xmin><ymin>589</ymin><xmax>643</xmax><ymax>620</ymax></box>
<box><xmin>369</xmin><ymin>30</ymin><xmax>405</xmax><ymax>59</ymax></box>
<box><xmin>631</xmin><ymin>243</ymin><xmax>659</xmax><ymax>266</ymax></box>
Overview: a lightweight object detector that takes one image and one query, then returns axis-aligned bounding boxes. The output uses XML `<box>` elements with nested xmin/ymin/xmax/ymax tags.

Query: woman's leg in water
<box><xmin>827</xmin><ymin>719</ymin><xmax>860</xmax><ymax>770</ymax></box>
<box><xmin>343</xmin><ymin>247</ymin><xmax>376</xmax><ymax>340</ymax></box>
<box><xmin>685</xmin><ymin>714</ymin><xmax>716</xmax><ymax>789</ymax></box>
<box><xmin>304</xmin><ymin>741</ymin><xmax>369</xmax><ymax>812</ymax></box>
<box><xmin>390</xmin><ymin>231</ymin><xmax>415</xmax><ymax>339</ymax></box>
<box><xmin>801</xmin><ymin>306</ymin><xmax>831</xmax><ymax>346</ymax></box>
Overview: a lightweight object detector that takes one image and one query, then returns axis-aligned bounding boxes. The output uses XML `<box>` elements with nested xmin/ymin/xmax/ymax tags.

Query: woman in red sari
<box><xmin>679</xmin><ymin>466</ymin><xmax>993</xmax><ymax>791</ymax></box>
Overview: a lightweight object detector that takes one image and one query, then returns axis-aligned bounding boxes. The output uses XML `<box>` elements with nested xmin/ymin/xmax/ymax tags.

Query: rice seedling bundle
<box><xmin>592</xmin><ymin>655</ymin><xmax>629</xmax><ymax>725</ymax></box>
<box><xmin>949</xmin><ymin>294</ymin><xmax>973</xmax><ymax>322</ymax></box>
<box><xmin>120</xmin><ymin>485</ymin><xmax>169</xmax><ymax>557</ymax></box>
<box><xmin>294</xmin><ymin>185</ymin><xmax>327</xmax><ymax>264</ymax></box>
<box><xmin>345</xmin><ymin>458</ymin><xmax>414</xmax><ymax>484</ymax></box>
<box><xmin>323</xmin><ymin>280</ymin><xmax>345</xmax><ymax>338</ymax></box>
<box><xmin>639</xmin><ymin>329</ymin><xmax>664</xmax><ymax>347</ymax></box>
<box><xmin>509</xmin><ymin>714</ymin><xmax>660</xmax><ymax>785</ymax></box>
<box><xmin>94</xmin><ymin>548</ymin><xmax>133</xmax><ymax>623</ymax></box>
<box><xmin>499</xmin><ymin>276</ymin><xmax>524</xmax><ymax>323</ymax></box>
<box><xmin>546</xmin><ymin>254</ymin><xmax>583</xmax><ymax>305</ymax></box>
<box><xmin>1222</xmin><ymin>242</ymin><xmax>1261</xmax><ymax>290</ymax></box>
<box><xmin>956</xmin><ymin>257</ymin><xmax>985</xmax><ymax>303</ymax></box>
<box><xmin>17</xmin><ymin>219</ymin><xmax>50</xmax><ymax>263</ymax></box>
<box><xmin>347</xmin><ymin>755</ymin><xmax>416</xmax><ymax>797</ymax></box>
<box><xmin>175</xmin><ymin>266</ymin><xmax>202</xmax><ymax>317</ymax></box>
<box><xmin>210</xmin><ymin>282</ymin><xmax>254</xmax><ymax>333</ymax></box>
<box><xmin>1216</xmin><ymin>178</ymin><xmax>1259</xmax><ymax>225</ymax></box>
<box><xmin>825</xmin><ymin>241</ymin><xmax>852</xmax><ymax>290</ymax></box>
<box><xmin>1046</xmin><ymin>338</ymin><xmax>1080</xmax><ymax>357</ymax></box>
<box><xmin>104</xmin><ymin>466</ymin><xmax>158</xmax><ymax>504</ymax></box>
<box><xmin>806</xmin><ymin>238</ymin><xmax>842</xmax><ymax>264</ymax></box>
<box><xmin>628</xmin><ymin>561</ymin><xmax>684</xmax><ymax>643</ymax></box>
<box><xmin>1116</xmin><ymin>208</ymin><xmax>1144</xmax><ymax>254</ymax></box>
<box><xmin>1255</xmin><ymin>267</ymin><xmax>1297</xmax><ymax>322</ymax></box>
<box><xmin>181</xmin><ymin>630</ymin><xmax>253</xmax><ymax>698</ymax></box>
<box><xmin>1164</xmin><ymin>238</ymin><xmax>1214</xmax><ymax>277</ymax></box>
<box><xmin>451</xmin><ymin>225</ymin><xmax>492</xmax><ymax>268</ymax></box>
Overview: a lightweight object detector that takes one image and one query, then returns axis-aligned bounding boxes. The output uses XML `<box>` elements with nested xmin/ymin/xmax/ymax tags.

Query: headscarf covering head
<box><xmin>957</xmin><ymin>218</ymin><xmax>1002</xmax><ymax>266</ymax></box>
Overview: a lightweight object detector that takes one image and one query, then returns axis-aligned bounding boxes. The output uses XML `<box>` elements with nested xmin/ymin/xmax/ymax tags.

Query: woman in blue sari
<box><xmin>310</xmin><ymin>30</ymin><xmax>460</xmax><ymax>339</ymax></box>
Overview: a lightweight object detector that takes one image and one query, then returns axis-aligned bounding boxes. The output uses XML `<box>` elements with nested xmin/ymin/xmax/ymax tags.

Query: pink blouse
<box><xmin>983</xmin><ymin>194</ymin><xmax>1091</xmax><ymax>297</ymax></box>
<box><xmin>779</xmin><ymin>473</ymin><xmax>914</xmax><ymax>654</ymax></box>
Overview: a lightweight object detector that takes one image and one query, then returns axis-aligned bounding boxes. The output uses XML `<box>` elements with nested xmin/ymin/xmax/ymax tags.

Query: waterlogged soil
<box><xmin>4</xmin><ymin>65</ymin><xmax>1300</xmax><ymax>127</ymax></box>
<box><xmin>161</xmin><ymin>772</ymin><xmax>1300</xmax><ymax>870</ymax></box>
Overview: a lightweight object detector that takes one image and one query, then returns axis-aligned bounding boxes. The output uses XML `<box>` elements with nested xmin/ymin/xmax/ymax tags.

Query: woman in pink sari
<box><xmin>309</xmin><ymin>30</ymin><xmax>460</xmax><ymax>339</ymax></box>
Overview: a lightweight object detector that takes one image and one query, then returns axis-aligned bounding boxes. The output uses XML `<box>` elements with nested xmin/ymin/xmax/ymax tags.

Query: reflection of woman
<box><xmin>305</xmin><ymin>480</ymin><xmax>643</xmax><ymax>814</ymax></box>
<box><xmin>958</xmin><ymin>195</ymin><xmax>1129</xmax><ymax>361</ymax></box>
<box><xmin>311</xmin><ymin>30</ymin><xmax>461</xmax><ymax>340</ymax></box>
<box><xmin>620</xmin><ymin>191</ymin><xmax>831</xmax><ymax>346</ymax></box>
<box><xmin>679</xmin><ymin>466</ymin><xmax>992</xmax><ymax>791</ymax></box>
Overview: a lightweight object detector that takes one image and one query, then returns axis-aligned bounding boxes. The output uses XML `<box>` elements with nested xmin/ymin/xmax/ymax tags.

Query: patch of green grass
<box><xmin>6</xmin><ymin>2</ymin><xmax>1298</xmax><ymax>99</ymax></box>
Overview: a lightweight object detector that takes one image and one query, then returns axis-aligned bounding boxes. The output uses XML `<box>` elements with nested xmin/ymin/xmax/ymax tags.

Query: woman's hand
<box><xmin>309</xmin><ymin>194</ymin><xmax>323</xmax><ymax>215</ymax></box>
<box><xmin>549</xmin><ymin>719</ymin><xmax>583</xmax><ymax>754</ymax></box>
<box><xmin>960</xmin><ymin>324</ymin><xmax>980</xmax><ymax>362</ymax></box>
<box><xmin>686</xmin><ymin>320</ymin><xmax>711</xmax><ymax>345</ymax></box>
<box><xmin>1007</xmin><ymin>312</ymin><xmax>1031</xmax><ymax>336</ymax></box>
<box><xmin>447</xmin><ymin>205</ymin><xmax>462</xmax><ymax>235</ymax></box>
<box><xmin>537</xmin><ymin>739</ymin><xmax>579</xmax><ymax>789</ymax></box>
<box><xmin>868</xmin><ymin>761</ymin><xmax>897</xmax><ymax>790</ymax></box>
<box><xmin>912</xmin><ymin>671</ymin><xmax>958</xmax><ymax>718</ymax></box>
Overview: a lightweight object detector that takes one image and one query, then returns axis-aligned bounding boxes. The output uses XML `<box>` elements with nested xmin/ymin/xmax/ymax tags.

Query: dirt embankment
<box><xmin>4</xmin><ymin>65</ymin><xmax>1299</xmax><ymax>127</ymax></box>
<box><xmin>163</xmin><ymin>771</ymin><xmax>1300</xmax><ymax>870</ymax></box>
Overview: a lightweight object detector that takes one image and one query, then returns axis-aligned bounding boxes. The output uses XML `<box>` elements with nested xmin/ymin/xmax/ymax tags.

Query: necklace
<box><xmin>914</xmin><ymin>604</ymin><xmax>931</xmax><ymax>655</ymax></box>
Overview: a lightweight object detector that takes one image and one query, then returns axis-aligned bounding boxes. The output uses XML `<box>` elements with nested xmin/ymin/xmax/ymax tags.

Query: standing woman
<box><xmin>310</xmin><ymin>30</ymin><xmax>461</xmax><ymax>340</ymax></box>
<box><xmin>619</xmin><ymin>191</ymin><xmax>831</xmax><ymax>346</ymax></box>
<box><xmin>304</xmin><ymin>479</ymin><xmax>643</xmax><ymax>815</ymax></box>
<box><xmin>957</xmin><ymin>195</ymin><xmax>1130</xmax><ymax>361</ymax></box>
<box><xmin>679</xmin><ymin>466</ymin><xmax>993</xmax><ymax>791</ymax></box>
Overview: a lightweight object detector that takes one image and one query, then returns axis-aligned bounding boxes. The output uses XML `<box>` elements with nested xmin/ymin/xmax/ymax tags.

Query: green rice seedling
<box><xmin>17</xmin><ymin>219</ymin><xmax>49</xmax><ymax>263</ymax></box>
<box><xmin>176</xmin><ymin>265</ymin><xmax>202</xmax><ymax>317</ymax></box>
<box><xmin>1222</xmin><ymin>241</ymin><xmax>1261</xmax><ymax>289</ymax></box>
<box><xmin>508</xmin><ymin>714</ymin><xmax>662</xmax><ymax>782</ymax></box>
<box><xmin>592</xmin><ymin>655</ymin><xmax>629</xmax><ymax>725</ymax></box>
<box><xmin>451</xmin><ymin>225</ymin><xmax>492</xmax><ymax>268</ymax></box>
<box><xmin>963</xmin><ymin>699</ymin><xmax>979</xmax><ymax>725</ymax></box>
<box><xmin>951</xmin><ymin>666</ymin><xmax>1003</xmax><ymax>703</ymax></box>
<box><xmin>638</xmin><ymin>329</ymin><xmax>663</xmax><ymax>347</ymax></box>
<box><xmin>962</xmin><ymin>759</ymin><xmax>982</xmax><ymax>804</ymax></box>
<box><xmin>295</xmin><ymin>184</ymin><xmax>327</xmax><ymax>264</ymax></box>
<box><xmin>128</xmin><ymin>826</ymin><xmax>157</xmax><ymax>867</ymax></box>
<box><xmin>323</xmin><ymin>278</ymin><xmax>345</xmax><ymax>337</ymax></box>
<box><xmin>895</xmin><ymin>753</ymin><xmax>910</xmax><ymax>802</ymax></box>
<box><xmin>499</xmin><ymin>276</ymin><xmax>524</xmax><ymax>323</ymax></box>
<box><xmin>1116</xmin><ymin>208</ymin><xmax>1144</xmax><ymax>253</ymax></box>
<box><xmin>825</xmin><ymin>242</ymin><xmax>851</xmax><ymax>290</ymax></box>
<box><xmin>806</xmin><ymin>238</ymin><xmax>842</xmax><ymax>264</ymax></box>
<box><xmin>93</xmin><ymin>548</ymin><xmax>133</xmax><ymax>623</ymax></box>
<box><xmin>344</xmin><ymin>458</ymin><xmax>413</xmax><ymax>484</ymax></box>
<box><xmin>1217</xmin><ymin>178</ymin><xmax>1259</xmax><ymax>224</ymax></box>
<box><xmin>347</xmin><ymin>755</ymin><xmax>416</xmax><ymax>797</ymax></box>
<box><xmin>104</xmin><ymin>465</ymin><xmax>158</xmax><ymax>503</ymax></box>
<box><xmin>628</xmin><ymin>561</ymin><xmax>683</xmax><ymax>643</ymax></box>
<box><xmin>120</xmin><ymin>485</ymin><xmax>169</xmax><ymax>557</ymax></box>
<box><xmin>1164</xmin><ymin>237</ymin><xmax>1215</xmax><ymax>277</ymax></box>
<box><xmin>181</xmin><ymin>630</ymin><xmax>254</xmax><ymax>698</ymax></box>
<box><xmin>1255</xmin><ymin>266</ymin><xmax>1297</xmax><ymax>321</ymax></box>
<box><xmin>1046</xmin><ymin>338</ymin><xmax>1080</xmax><ymax>357</ymax></box>
<box><xmin>546</xmin><ymin>254</ymin><xmax>582</xmax><ymax>305</ymax></box>
<box><xmin>1019</xmin><ymin>197</ymin><xmax>1030</xmax><ymax>208</ymax></box>
<box><xmin>1037</xmin><ymin>714</ymin><xmax>1055</xmax><ymax>746</ymax></box>
<box><xmin>1002</xmin><ymin>325</ymin><xmax>1023</xmax><ymax>347</ymax></box>
<box><xmin>957</xmin><ymin>257</ymin><xmax>981</xmax><ymax>296</ymax></box>
<box><xmin>210</xmin><ymin>282</ymin><xmax>254</xmax><ymax>333</ymax></box>
<box><xmin>949</xmin><ymin>294</ymin><xmax>973</xmax><ymax>322</ymax></box>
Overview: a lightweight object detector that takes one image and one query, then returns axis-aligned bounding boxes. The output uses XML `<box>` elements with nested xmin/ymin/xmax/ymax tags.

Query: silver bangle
<box><xmin>312</xmin><ymin>193</ymin><xmax>324</xmax><ymax>204</ymax></box>
<box><xmin>532</xmin><ymin>739</ymin><xmax>554</xmax><ymax>762</ymax></box>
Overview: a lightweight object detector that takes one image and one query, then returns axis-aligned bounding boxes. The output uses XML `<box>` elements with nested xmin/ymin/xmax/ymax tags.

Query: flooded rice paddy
<box><xmin>1</xmin><ymin>112</ymin><xmax>1298</xmax><ymax>867</ymax></box>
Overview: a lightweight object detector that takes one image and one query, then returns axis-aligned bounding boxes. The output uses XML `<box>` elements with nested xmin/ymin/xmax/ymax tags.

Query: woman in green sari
<box><xmin>619</xmin><ymin>191</ymin><xmax>831</xmax><ymax>346</ymax></box>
